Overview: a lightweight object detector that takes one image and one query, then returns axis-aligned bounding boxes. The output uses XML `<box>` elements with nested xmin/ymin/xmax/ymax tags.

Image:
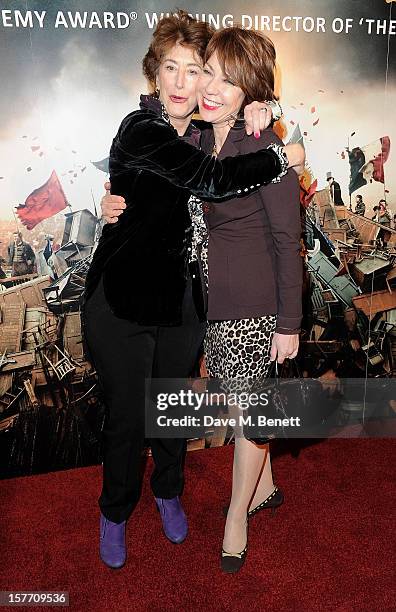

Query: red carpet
<box><xmin>0</xmin><ymin>439</ymin><xmax>395</xmax><ymax>611</ymax></box>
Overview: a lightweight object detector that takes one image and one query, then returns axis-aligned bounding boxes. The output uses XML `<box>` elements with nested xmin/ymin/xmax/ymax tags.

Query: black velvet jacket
<box><xmin>84</xmin><ymin>96</ymin><xmax>282</xmax><ymax>326</ymax></box>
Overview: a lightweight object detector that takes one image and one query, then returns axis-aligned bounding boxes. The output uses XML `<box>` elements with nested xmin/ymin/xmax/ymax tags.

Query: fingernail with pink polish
<box><xmin>254</xmin><ymin>132</ymin><xmax>260</xmax><ymax>139</ymax></box>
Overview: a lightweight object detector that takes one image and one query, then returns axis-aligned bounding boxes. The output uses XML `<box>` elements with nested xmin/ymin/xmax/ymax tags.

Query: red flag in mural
<box><xmin>16</xmin><ymin>170</ymin><xmax>67</xmax><ymax>230</ymax></box>
<box><xmin>360</xmin><ymin>136</ymin><xmax>390</xmax><ymax>184</ymax></box>
<box><xmin>349</xmin><ymin>136</ymin><xmax>391</xmax><ymax>194</ymax></box>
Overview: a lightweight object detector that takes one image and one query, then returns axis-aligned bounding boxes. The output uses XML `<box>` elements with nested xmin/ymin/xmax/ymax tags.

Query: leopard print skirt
<box><xmin>200</xmin><ymin>239</ymin><xmax>277</xmax><ymax>393</ymax></box>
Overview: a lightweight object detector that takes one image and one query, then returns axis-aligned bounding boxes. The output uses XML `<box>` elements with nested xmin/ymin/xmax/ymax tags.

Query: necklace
<box><xmin>212</xmin><ymin>142</ymin><xmax>218</xmax><ymax>158</ymax></box>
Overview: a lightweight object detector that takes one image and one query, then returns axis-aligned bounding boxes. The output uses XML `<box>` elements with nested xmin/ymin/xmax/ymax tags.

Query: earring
<box><xmin>153</xmin><ymin>87</ymin><xmax>160</xmax><ymax>99</ymax></box>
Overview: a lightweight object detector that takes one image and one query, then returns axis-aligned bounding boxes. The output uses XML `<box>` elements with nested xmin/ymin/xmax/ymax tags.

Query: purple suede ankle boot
<box><xmin>99</xmin><ymin>513</ymin><xmax>126</xmax><ymax>569</ymax></box>
<box><xmin>155</xmin><ymin>496</ymin><xmax>188</xmax><ymax>544</ymax></box>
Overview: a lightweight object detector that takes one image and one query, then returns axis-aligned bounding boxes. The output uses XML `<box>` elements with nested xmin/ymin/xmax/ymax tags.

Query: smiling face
<box><xmin>197</xmin><ymin>52</ymin><xmax>245</xmax><ymax>125</ymax></box>
<box><xmin>157</xmin><ymin>42</ymin><xmax>202</xmax><ymax>124</ymax></box>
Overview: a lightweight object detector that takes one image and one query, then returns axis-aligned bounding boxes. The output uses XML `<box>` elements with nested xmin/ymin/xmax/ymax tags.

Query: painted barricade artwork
<box><xmin>0</xmin><ymin>0</ymin><xmax>395</xmax><ymax>476</ymax></box>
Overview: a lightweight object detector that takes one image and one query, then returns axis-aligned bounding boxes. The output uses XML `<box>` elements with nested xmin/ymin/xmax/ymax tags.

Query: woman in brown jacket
<box><xmin>193</xmin><ymin>27</ymin><xmax>303</xmax><ymax>573</ymax></box>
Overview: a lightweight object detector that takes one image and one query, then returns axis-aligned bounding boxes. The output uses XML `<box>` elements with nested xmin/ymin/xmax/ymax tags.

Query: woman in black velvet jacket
<box><xmin>83</xmin><ymin>11</ymin><xmax>304</xmax><ymax>570</ymax></box>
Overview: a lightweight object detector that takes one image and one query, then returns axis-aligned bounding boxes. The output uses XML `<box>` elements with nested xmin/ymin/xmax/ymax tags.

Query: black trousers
<box><xmin>84</xmin><ymin>276</ymin><xmax>205</xmax><ymax>523</ymax></box>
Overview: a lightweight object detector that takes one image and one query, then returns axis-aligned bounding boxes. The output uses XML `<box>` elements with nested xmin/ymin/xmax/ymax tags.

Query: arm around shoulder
<box><xmin>110</xmin><ymin>112</ymin><xmax>285</xmax><ymax>202</ymax></box>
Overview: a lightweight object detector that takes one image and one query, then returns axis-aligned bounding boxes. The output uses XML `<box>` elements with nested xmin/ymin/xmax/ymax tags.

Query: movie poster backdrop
<box><xmin>0</xmin><ymin>1</ymin><xmax>395</xmax><ymax>477</ymax></box>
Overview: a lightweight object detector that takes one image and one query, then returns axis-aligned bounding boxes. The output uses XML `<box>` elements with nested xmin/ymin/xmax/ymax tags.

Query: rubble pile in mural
<box><xmin>0</xmin><ymin>210</ymin><xmax>103</xmax><ymax>477</ymax></box>
<box><xmin>0</xmin><ymin>190</ymin><xmax>395</xmax><ymax>476</ymax></box>
<box><xmin>302</xmin><ymin>189</ymin><xmax>396</xmax><ymax>379</ymax></box>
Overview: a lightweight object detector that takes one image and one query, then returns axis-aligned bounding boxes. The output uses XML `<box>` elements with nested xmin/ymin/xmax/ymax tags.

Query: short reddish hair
<box><xmin>143</xmin><ymin>10</ymin><xmax>214</xmax><ymax>91</ymax></box>
<box><xmin>204</xmin><ymin>27</ymin><xmax>277</xmax><ymax>107</ymax></box>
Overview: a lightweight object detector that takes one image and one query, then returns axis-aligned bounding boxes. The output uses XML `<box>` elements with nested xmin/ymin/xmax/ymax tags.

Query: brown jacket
<box><xmin>200</xmin><ymin>125</ymin><xmax>303</xmax><ymax>334</ymax></box>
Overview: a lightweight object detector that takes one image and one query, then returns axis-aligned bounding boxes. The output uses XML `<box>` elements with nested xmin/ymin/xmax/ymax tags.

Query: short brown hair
<box><xmin>143</xmin><ymin>10</ymin><xmax>214</xmax><ymax>91</ymax></box>
<box><xmin>204</xmin><ymin>27</ymin><xmax>276</xmax><ymax>108</ymax></box>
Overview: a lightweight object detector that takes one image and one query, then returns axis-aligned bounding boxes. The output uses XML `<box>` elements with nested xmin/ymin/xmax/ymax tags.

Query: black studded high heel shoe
<box><xmin>222</xmin><ymin>486</ymin><xmax>284</xmax><ymax>519</ymax></box>
<box><xmin>249</xmin><ymin>485</ymin><xmax>284</xmax><ymax>517</ymax></box>
<box><xmin>221</xmin><ymin>518</ymin><xmax>249</xmax><ymax>574</ymax></box>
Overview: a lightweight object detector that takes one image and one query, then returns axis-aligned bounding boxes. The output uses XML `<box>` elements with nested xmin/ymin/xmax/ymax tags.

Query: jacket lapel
<box><xmin>200</xmin><ymin>121</ymin><xmax>245</xmax><ymax>157</ymax></box>
<box><xmin>218</xmin><ymin>122</ymin><xmax>245</xmax><ymax>160</ymax></box>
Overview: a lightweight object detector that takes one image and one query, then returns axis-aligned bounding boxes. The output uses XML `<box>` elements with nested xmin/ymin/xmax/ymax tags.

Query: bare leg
<box><xmin>223</xmin><ymin>436</ymin><xmax>267</xmax><ymax>554</ymax></box>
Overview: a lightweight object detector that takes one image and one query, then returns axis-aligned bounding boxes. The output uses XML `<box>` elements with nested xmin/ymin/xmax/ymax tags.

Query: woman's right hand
<box><xmin>101</xmin><ymin>181</ymin><xmax>126</xmax><ymax>224</ymax></box>
<box><xmin>283</xmin><ymin>143</ymin><xmax>305</xmax><ymax>176</ymax></box>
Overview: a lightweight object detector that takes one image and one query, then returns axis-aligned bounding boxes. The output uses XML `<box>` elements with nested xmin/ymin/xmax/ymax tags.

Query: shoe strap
<box><xmin>222</xmin><ymin>546</ymin><xmax>247</xmax><ymax>559</ymax></box>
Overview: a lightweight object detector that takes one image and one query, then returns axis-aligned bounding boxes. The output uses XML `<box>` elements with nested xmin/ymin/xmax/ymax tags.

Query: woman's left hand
<box><xmin>270</xmin><ymin>333</ymin><xmax>299</xmax><ymax>364</ymax></box>
<box><xmin>244</xmin><ymin>101</ymin><xmax>273</xmax><ymax>137</ymax></box>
